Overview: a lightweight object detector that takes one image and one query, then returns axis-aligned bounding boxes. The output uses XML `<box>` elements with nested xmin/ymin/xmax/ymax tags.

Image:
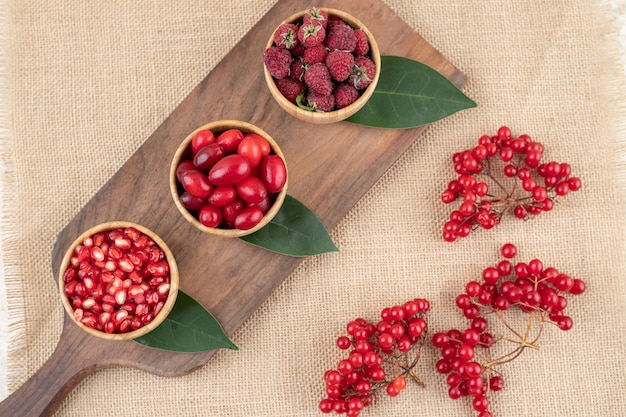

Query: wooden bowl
<box><xmin>170</xmin><ymin>120</ymin><xmax>288</xmax><ymax>237</ymax></box>
<box><xmin>58</xmin><ymin>221</ymin><xmax>179</xmax><ymax>341</ymax></box>
<box><xmin>264</xmin><ymin>8</ymin><xmax>381</xmax><ymax>124</ymax></box>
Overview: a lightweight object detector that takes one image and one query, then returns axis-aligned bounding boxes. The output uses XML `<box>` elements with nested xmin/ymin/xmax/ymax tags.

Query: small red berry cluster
<box><xmin>319</xmin><ymin>299</ymin><xmax>430</xmax><ymax>416</ymax></box>
<box><xmin>441</xmin><ymin>126</ymin><xmax>582</xmax><ymax>242</ymax></box>
<box><xmin>263</xmin><ymin>7</ymin><xmax>376</xmax><ymax>112</ymax></box>
<box><xmin>432</xmin><ymin>243</ymin><xmax>586</xmax><ymax>416</ymax></box>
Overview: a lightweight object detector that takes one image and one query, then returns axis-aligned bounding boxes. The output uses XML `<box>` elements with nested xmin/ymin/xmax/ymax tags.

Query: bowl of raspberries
<box><xmin>263</xmin><ymin>7</ymin><xmax>380</xmax><ymax>124</ymax></box>
<box><xmin>170</xmin><ymin>120</ymin><xmax>288</xmax><ymax>238</ymax></box>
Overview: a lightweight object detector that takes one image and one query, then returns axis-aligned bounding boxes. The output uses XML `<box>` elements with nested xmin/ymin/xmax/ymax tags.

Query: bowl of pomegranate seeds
<box><xmin>59</xmin><ymin>221</ymin><xmax>179</xmax><ymax>340</ymax></box>
<box><xmin>170</xmin><ymin>120</ymin><xmax>288</xmax><ymax>237</ymax></box>
<box><xmin>263</xmin><ymin>7</ymin><xmax>380</xmax><ymax>124</ymax></box>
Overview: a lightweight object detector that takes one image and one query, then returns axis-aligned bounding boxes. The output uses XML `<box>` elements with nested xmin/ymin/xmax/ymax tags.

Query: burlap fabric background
<box><xmin>2</xmin><ymin>0</ymin><xmax>626</xmax><ymax>416</ymax></box>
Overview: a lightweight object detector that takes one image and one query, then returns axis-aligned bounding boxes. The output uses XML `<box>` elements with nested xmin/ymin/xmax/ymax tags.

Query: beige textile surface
<box><xmin>2</xmin><ymin>0</ymin><xmax>626</xmax><ymax>416</ymax></box>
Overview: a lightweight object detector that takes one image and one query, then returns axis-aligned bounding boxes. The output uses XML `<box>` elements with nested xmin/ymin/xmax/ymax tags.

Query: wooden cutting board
<box><xmin>0</xmin><ymin>0</ymin><xmax>467</xmax><ymax>415</ymax></box>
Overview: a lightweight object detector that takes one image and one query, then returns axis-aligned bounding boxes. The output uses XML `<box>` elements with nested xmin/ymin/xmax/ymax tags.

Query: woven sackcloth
<box><xmin>2</xmin><ymin>0</ymin><xmax>626</xmax><ymax>416</ymax></box>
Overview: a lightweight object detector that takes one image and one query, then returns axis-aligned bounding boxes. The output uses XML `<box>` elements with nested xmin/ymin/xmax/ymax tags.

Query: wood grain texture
<box><xmin>0</xmin><ymin>0</ymin><xmax>467</xmax><ymax>415</ymax></box>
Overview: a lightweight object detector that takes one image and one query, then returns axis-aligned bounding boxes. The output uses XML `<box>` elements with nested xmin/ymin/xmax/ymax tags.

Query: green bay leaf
<box><xmin>347</xmin><ymin>55</ymin><xmax>476</xmax><ymax>129</ymax></box>
<box><xmin>134</xmin><ymin>290</ymin><xmax>237</xmax><ymax>352</ymax></box>
<box><xmin>240</xmin><ymin>195</ymin><xmax>338</xmax><ymax>256</ymax></box>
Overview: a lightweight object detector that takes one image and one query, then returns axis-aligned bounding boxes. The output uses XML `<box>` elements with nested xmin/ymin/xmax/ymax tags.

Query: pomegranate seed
<box><xmin>135</xmin><ymin>303</ymin><xmax>149</xmax><ymax>316</ymax></box>
<box><xmin>108</xmin><ymin>247</ymin><xmax>123</xmax><ymax>260</ymax></box>
<box><xmin>103</xmin><ymin>292</ymin><xmax>116</xmax><ymax>302</ymax></box>
<box><xmin>73</xmin><ymin>308</ymin><xmax>84</xmax><ymax>321</ymax></box>
<box><xmin>119</xmin><ymin>319</ymin><xmax>132</xmax><ymax>333</ymax></box>
<box><xmin>140</xmin><ymin>313</ymin><xmax>154</xmax><ymax>324</ymax></box>
<box><xmin>115</xmin><ymin>289</ymin><xmax>127</xmax><ymax>305</ymax></box>
<box><xmin>82</xmin><ymin>298</ymin><xmax>96</xmax><ymax>309</ymax></box>
<box><xmin>157</xmin><ymin>283</ymin><xmax>170</xmax><ymax>296</ymax></box>
<box><xmin>129</xmin><ymin>271</ymin><xmax>143</xmax><ymax>284</ymax></box>
<box><xmin>104</xmin><ymin>321</ymin><xmax>116</xmax><ymax>333</ymax></box>
<box><xmin>83</xmin><ymin>237</ymin><xmax>94</xmax><ymax>247</ymax></box>
<box><xmin>65</xmin><ymin>281</ymin><xmax>78</xmax><ymax>296</ymax></box>
<box><xmin>93</xmin><ymin>233</ymin><xmax>105</xmax><ymax>246</ymax></box>
<box><xmin>147</xmin><ymin>262</ymin><xmax>168</xmax><ymax>276</ymax></box>
<box><xmin>134</xmin><ymin>235</ymin><xmax>150</xmax><ymax>249</ymax></box>
<box><xmin>100</xmin><ymin>242</ymin><xmax>109</xmax><ymax>254</ymax></box>
<box><xmin>63</xmin><ymin>268</ymin><xmax>76</xmax><ymax>282</ymax></box>
<box><xmin>70</xmin><ymin>256</ymin><xmax>80</xmax><ymax>267</ymax></box>
<box><xmin>71</xmin><ymin>297</ymin><xmax>82</xmax><ymax>309</ymax></box>
<box><xmin>101</xmin><ymin>271</ymin><xmax>115</xmax><ymax>283</ymax></box>
<box><xmin>120</xmin><ymin>302</ymin><xmax>136</xmax><ymax>313</ymax></box>
<box><xmin>122</xmin><ymin>279</ymin><xmax>132</xmax><ymax>289</ymax></box>
<box><xmin>103</xmin><ymin>261</ymin><xmax>115</xmax><ymax>272</ymax></box>
<box><xmin>75</xmin><ymin>282</ymin><xmax>87</xmax><ymax>297</ymax></box>
<box><xmin>118</xmin><ymin>258</ymin><xmax>134</xmax><ymax>273</ymax></box>
<box><xmin>114</xmin><ymin>238</ymin><xmax>131</xmax><ymax>250</ymax></box>
<box><xmin>113</xmin><ymin>310</ymin><xmax>129</xmax><ymax>324</ymax></box>
<box><xmin>99</xmin><ymin>312</ymin><xmax>111</xmax><ymax>325</ymax></box>
<box><xmin>83</xmin><ymin>277</ymin><xmax>96</xmax><ymax>290</ymax></box>
<box><xmin>149</xmin><ymin>276</ymin><xmax>165</xmax><ymax>286</ymax></box>
<box><xmin>131</xmin><ymin>318</ymin><xmax>143</xmax><ymax>330</ymax></box>
<box><xmin>90</xmin><ymin>303</ymin><xmax>103</xmax><ymax>314</ymax></box>
<box><xmin>108</xmin><ymin>229</ymin><xmax>124</xmax><ymax>240</ymax></box>
<box><xmin>127</xmin><ymin>253</ymin><xmax>143</xmax><ymax>267</ymax></box>
<box><xmin>78</xmin><ymin>247</ymin><xmax>90</xmax><ymax>261</ymax></box>
<box><xmin>81</xmin><ymin>316</ymin><xmax>97</xmax><ymax>329</ymax></box>
<box><xmin>154</xmin><ymin>301</ymin><xmax>165</xmax><ymax>316</ymax></box>
<box><xmin>93</xmin><ymin>260</ymin><xmax>106</xmax><ymax>269</ymax></box>
<box><xmin>146</xmin><ymin>291</ymin><xmax>159</xmax><ymax>305</ymax></box>
<box><xmin>125</xmin><ymin>227</ymin><xmax>141</xmax><ymax>241</ymax></box>
<box><xmin>102</xmin><ymin>302</ymin><xmax>114</xmax><ymax>313</ymax></box>
<box><xmin>148</xmin><ymin>247</ymin><xmax>164</xmax><ymax>263</ymax></box>
<box><xmin>128</xmin><ymin>285</ymin><xmax>145</xmax><ymax>298</ymax></box>
<box><xmin>90</xmin><ymin>246</ymin><xmax>104</xmax><ymax>261</ymax></box>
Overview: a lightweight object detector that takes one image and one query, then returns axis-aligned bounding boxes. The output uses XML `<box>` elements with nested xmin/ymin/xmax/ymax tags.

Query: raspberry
<box><xmin>263</xmin><ymin>47</ymin><xmax>292</xmax><ymax>79</ymax></box>
<box><xmin>350</xmin><ymin>56</ymin><xmax>376</xmax><ymax>90</ymax></box>
<box><xmin>325</xmin><ymin>50</ymin><xmax>354</xmax><ymax>82</ymax></box>
<box><xmin>303</xmin><ymin>7</ymin><xmax>329</xmax><ymax>29</ymax></box>
<box><xmin>306</xmin><ymin>91</ymin><xmax>335</xmax><ymax>112</ymax></box>
<box><xmin>353</xmin><ymin>29</ymin><xmax>370</xmax><ymax>56</ymax></box>
<box><xmin>327</xmin><ymin>15</ymin><xmax>346</xmax><ymax>31</ymax></box>
<box><xmin>303</xmin><ymin>43</ymin><xmax>328</xmax><ymax>65</ymax></box>
<box><xmin>290</xmin><ymin>58</ymin><xmax>306</xmax><ymax>81</ymax></box>
<box><xmin>297</xmin><ymin>22</ymin><xmax>326</xmax><ymax>47</ymax></box>
<box><xmin>326</xmin><ymin>24</ymin><xmax>357</xmax><ymax>52</ymax></box>
<box><xmin>334</xmin><ymin>83</ymin><xmax>359</xmax><ymax>108</ymax></box>
<box><xmin>304</xmin><ymin>63</ymin><xmax>333</xmax><ymax>96</ymax></box>
<box><xmin>273</xmin><ymin>23</ymin><xmax>299</xmax><ymax>49</ymax></box>
<box><xmin>274</xmin><ymin>77</ymin><xmax>304</xmax><ymax>104</ymax></box>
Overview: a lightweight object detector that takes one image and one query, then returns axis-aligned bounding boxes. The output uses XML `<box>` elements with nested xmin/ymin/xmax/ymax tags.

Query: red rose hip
<box><xmin>181</xmin><ymin>169</ymin><xmax>213</xmax><ymax>198</ymax></box>
<box><xmin>260</xmin><ymin>155</ymin><xmax>287</xmax><ymax>193</ymax></box>
<box><xmin>208</xmin><ymin>154</ymin><xmax>251</xmax><ymax>187</ymax></box>
<box><xmin>236</xmin><ymin>176</ymin><xmax>268</xmax><ymax>204</ymax></box>
<box><xmin>234</xmin><ymin>207</ymin><xmax>264</xmax><ymax>230</ymax></box>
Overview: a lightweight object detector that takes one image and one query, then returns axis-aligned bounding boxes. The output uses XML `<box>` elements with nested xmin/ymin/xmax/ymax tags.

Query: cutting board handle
<box><xmin>0</xmin><ymin>323</ymin><xmax>102</xmax><ymax>417</ymax></box>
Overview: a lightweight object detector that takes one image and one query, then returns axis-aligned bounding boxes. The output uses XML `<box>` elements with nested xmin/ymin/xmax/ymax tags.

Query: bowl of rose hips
<box><xmin>263</xmin><ymin>7</ymin><xmax>380</xmax><ymax>124</ymax></box>
<box><xmin>59</xmin><ymin>221</ymin><xmax>179</xmax><ymax>340</ymax></box>
<box><xmin>170</xmin><ymin>120</ymin><xmax>288</xmax><ymax>237</ymax></box>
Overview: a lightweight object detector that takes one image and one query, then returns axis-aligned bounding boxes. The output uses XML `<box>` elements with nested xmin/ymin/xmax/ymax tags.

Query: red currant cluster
<box><xmin>432</xmin><ymin>243</ymin><xmax>586</xmax><ymax>416</ymax></box>
<box><xmin>441</xmin><ymin>126</ymin><xmax>582</xmax><ymax>242</ymax></box>
<box><xmin>319</xmin><ymin>298</ymin><xmax>430</xmax><ymax>416</ymax></box>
